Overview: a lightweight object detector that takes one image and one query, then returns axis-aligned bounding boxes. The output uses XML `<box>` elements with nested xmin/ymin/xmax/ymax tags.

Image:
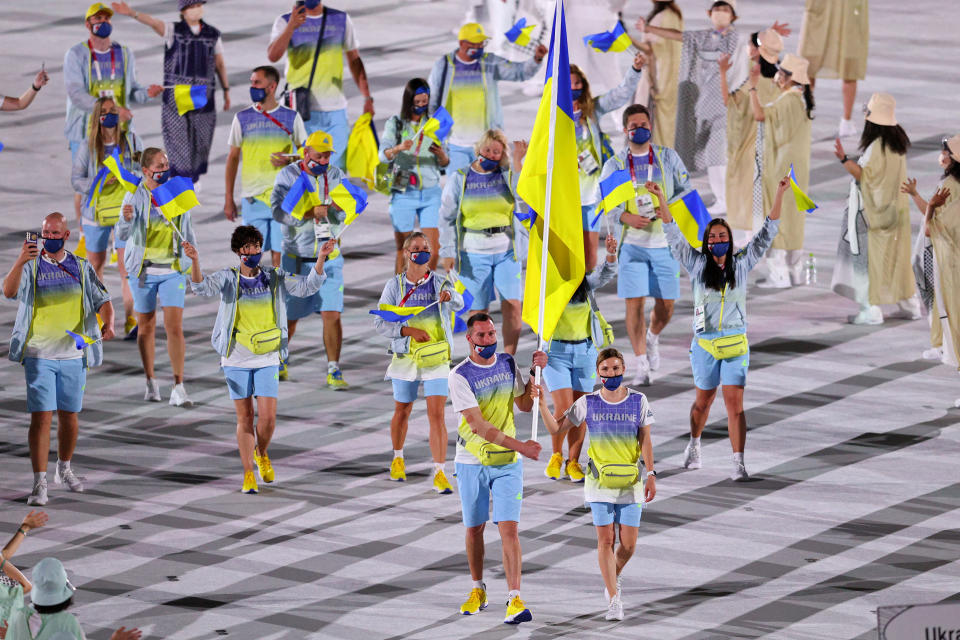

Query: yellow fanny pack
<box><xmin>697</xmin><ymin>284</ymin><xmax>749</xmax><ymax>360</ymax></box>
<box><xmin>460</xmin><ymin>435</ymin><xmax>517</xmax><ymax>466</ymax></box>
<box><xmin>588</xmin><ymin>459</ymin><xmax>640</xmax><ymax>489</ymax></box>
<box><xmin>410</xmin><ymin>340</ymin><xmax>450</xmax><ymax>368</ymax></box>
<box><xmin>237</xmin><ymin>327</ymin><xmax>282</xmax><ymax>355</ymax></box>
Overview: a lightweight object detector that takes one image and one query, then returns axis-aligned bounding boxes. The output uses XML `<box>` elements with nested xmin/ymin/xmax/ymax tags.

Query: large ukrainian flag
<box><xmin>517</xmin><ymin>0</ymin><xmax>585</xmax><ymax>342</ymax></box>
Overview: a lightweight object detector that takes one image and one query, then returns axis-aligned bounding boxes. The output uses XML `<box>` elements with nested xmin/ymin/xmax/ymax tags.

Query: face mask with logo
<box><xmin>629</xmin><ymin>126</ymin><xmax>652</xmax><ymax>145</ymax></box>
<box><xmin>467</xmin><ymin>47</ymin><xmax>484</xmax><ymax>60</ymax></box>
<box><xmin>151</xmin><ymin>169</ymin><xmax>170</xmax><ymax>185</ymax></box>
<box><xmin>42</xmin><ymin>237</ymin><xmax>65</xmax><ymax>254</ymax></box>
<box><xmin>478</xmin><ymin>155</ymin><xmax>499</xmax><ymax>171</ymax></box>
<box><xmin>240</xmin><ymin>252</ymin><xmax>263</xmax><ymax>269</ymax></box>
<box><xmin>91</xmin><ymin>21</ymin><xmax>112</xmax><ymax>38</ymax></box>
<box><xmin>409</xmin><ymin>250</ymin><xmax>430</xmax><ymax>265</ymax></box>
<box><xmin>601</xmin><ymin>375</ymin><xmax>623</xmax><ymax>391</ymax></box>
<box><xmin>473</xmin><ymin>342</ymin><xmax>496</xmax><ymax>359</ymax></box>
<box><xmin>306</xmin><ymin>159</ymin><xmax>328</xmax><ymax>175</ymax></box>
<box><xmin>709</xmin><ymin>241</ymin><xmax>730</xmax><ymax>257</ymax></box>
<box><xmin>250</xmin><ymin>86</ymin><xmax>267</xmax><ymax>103</ymax></box>
<box><xmin>100</xmin><ymin>112</ymin><xmax>119</xmax><ymax>129</ymax></box>
<box><xmin>412</xmin><ymin>104</ymin><xmax>428</xmax><ymax>115</ymax></box>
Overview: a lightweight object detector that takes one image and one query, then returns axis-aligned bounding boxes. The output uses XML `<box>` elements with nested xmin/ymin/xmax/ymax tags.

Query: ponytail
<box><xmin>802</xmin><ymin>84</ymin><xmax>815</xmax><ymax>120</ymax></box>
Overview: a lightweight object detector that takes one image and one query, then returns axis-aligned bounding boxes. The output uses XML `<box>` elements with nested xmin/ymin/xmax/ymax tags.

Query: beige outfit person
<box><xmin>928</xmin><ymin>174</ymin><xmax>960</xmax><ymax>374</ymax></box>
<box><xmin>635</xmin><ymin>7</ymin><xmax>683</xmax><ymax>148</ymax></box>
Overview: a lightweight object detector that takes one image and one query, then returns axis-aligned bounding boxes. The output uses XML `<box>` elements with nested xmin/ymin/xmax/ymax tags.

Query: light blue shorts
<box><xmin>24</xmin><ymin>357</ymin><xmax>87</xmax><ymax>413</ymax></box>
<box><xmin>389</xmin><ymin>186</ymin><xmax>442</xmax><ymax>233</ymax></box>
<box><xmin>460</xmin><ymin>249</ymin><xmax>521</xmax><ymax>309</ymax></box>
<box><xmin>82</xmin><ymin>223</ymin><xmax>115</xmax><ymax>253</ymax></box>
<box><xmin>129</xmin><ymin>272</ymin><xmax>187</xmax><ymax>313</ymax></box>
<box><xmin>589</xmin><ymin>501</ymin><xmax>643</xmax><ymax>527</ymax></box>
<box><xmin>242</xmin><ymin>199</ymin><xmax>283</xmax><ymax>253</ymax></box>
<box><xmin>544</xmin><ymin>340</ymin><xmax>597</xmax><ymax>392</ymax></box>
<box><xmin>455</xmin><ymin>460</ymin><xmax>523</xmax><ymax>527</ymax></box>
<box><xmin>617</xmin><ymin>244</ymin><xmax>680</xmax><ymax>300</ymax></box>
<box><xmin>689</xmin><ymin>331</ymin><xmax>749</xmax><ymax>390</ymax></box>
<box><xmin>223</xmin><ymin>365</ymin><xmax>280</xmax><ymax>400</ymax></box>
<box><xmin>282</xmin><ymin>253</ymin><xmax>344</xmax><ymax>319</ymax></box>
<box><xmin>304</xmin><ymin>108</ymin><xmax>349</xmax><ymax>169</ymax></box>
<box><xmin>446</xmin><ymin>143</ymin><xmax>475</xmax><ymax>174</ymax></box>
<box><xmin>582</xmin><ymin>204</ymin><xmax>603</xmax><ymax>232</ymax></box>
<box><xmin>391</xmin><ymin>377</ymin><xmax>449</xmax><ymax>403</ymax></box>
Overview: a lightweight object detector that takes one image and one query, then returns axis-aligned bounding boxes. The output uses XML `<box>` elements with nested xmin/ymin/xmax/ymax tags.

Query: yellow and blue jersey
<box><xmin>445</xmin><ymin>57</ymin><xmax>488</xmax><ymax>146</ymax></box>
<box><xmin>460</xmin><ymin>168</ymin><xmax>514</xmax><ymax>231</ymax></box>
<box><xmin>234</xmin><ymin>271</ymin><xmax>276</xmax><ymax>352</ymax></box>
<box><xmin>450</xmin><ymin>353</ymin><xmax>524</xmax><ymax>455</ymax></box>
<box><xmin>227</xmin><ymin>105</ymin><xmax>305</xmax><ymax>201</ymax></box>
<box><xmin>273</xmin><ymin>8</ymin><xmax>354</xmax><ymax>112</ymax></box>
<box><xmin>25</xmin><ymin>255</ymin><xmax>84</xmax><ymax>359</ymax></box>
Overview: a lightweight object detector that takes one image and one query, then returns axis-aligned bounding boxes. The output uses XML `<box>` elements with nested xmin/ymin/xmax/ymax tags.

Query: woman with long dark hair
<box><xmin>379</xmin><ymin>78</ymin><xmax>450</xmax><ymax>273</ymax></box>
<box><xmin>832</xmin><ymin>93</ymin><xmax>918</xmax><ymax>325</ymax></box>
<box><xmin>655</xmin><ymin>175</ymin><xmax>790</xmax><ymax>480</ymax></box>
<box><xmin>749</xmin><ymin>53</ymin><xmax>814</xmax><ymax>288</ymax></box>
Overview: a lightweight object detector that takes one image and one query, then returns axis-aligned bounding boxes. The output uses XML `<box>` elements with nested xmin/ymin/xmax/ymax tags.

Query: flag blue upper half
<box><xmin>544</xmin><ymin>3</ymin><xmax>574</xmax><ymax>122</ymax></box>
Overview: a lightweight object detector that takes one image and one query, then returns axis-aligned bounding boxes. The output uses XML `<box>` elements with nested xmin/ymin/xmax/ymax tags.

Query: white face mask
<box><xmin>183</xmin><ymin>6</ymin><xmax>204</xmax><ymax>21</ymax></box>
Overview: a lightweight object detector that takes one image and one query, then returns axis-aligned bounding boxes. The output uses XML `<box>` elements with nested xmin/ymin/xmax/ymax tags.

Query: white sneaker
<box><xmin>922</xmin><ymin>347</ymin><xmax>944</xmax><ymax>360</ymax></box>
<box><xmin>731</xmin><ymin>460</ymin><xmax>749</xmax><ymax>481</ymax></box>
<box><xmin>144</xmin><ymin>378</ymin><xmax>161</xmax><ymax>402</ymax></box>
<box><xmin>604</xmin><ymin>574</ymin><xmax>624</xmax><ymax>601</ymax></box>
<box><xmin>632</xmin><ymin>355</ymin><xmax>651</xmax><ymax>386</ymax></box>
<box><xmin>838</xmin><ymin>117</ymin><xmax>859</xmax><ymax>139</ymax></box>
<box><xmin>646</xmin><ymin>332</ymin><xmax>661</xmax><ymax>371</ymax></box>
<box><xmin>605</xmin><ymin>594</ymin><xmax>624</xmax><ymax>621</ymax></box>
<box><xmin>169</xmin><ymin>383</ymin><xmax>193</xmax><ymax>407</ymax></box>
<box><xmin>683</xmin><ymin>440</ymin><xmax>702</xmax><ymax>469</ymax></box>
<box><xmin>848</xmin><ymin>306</ymin><xmax>883</xmax><ymax>325</ymax></box>
<box><xmin>757</xmin><ymin>271</ymin><xmax>791</xmax><ymax>289</ymax></box>
<box><xmin>27</xmin><ymin>479</ymin><xmax>48</xmax><ymax>506</ymax></box>
<box><xmin>55</xmin><ymin>464</ymin><xmax>83</xmax><ymax>492</ymax></box>
<box><xmin>890</xmin><ymin>298</ymin><xmax>922</xmax><ymax>320</ymax></box>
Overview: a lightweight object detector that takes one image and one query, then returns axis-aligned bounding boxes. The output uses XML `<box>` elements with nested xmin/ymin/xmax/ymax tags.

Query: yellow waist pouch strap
<box><xmin>588</xmin><ymin>459</ymin><xmax>639</xmax><ymax>489</ymax></box>
<box><xmin>410</xmin><ymin>340</ymin><xmax>451</xmax><ymax>369</ymax></box>
<box><xmin>460</xmin><ymin>435</ymin><xmax>517</xmax><ymax>466</ymax></box>
<box><xmin>239</xmin><ymin>327</ymin><xmax>282</xmax><ymax>355</ymax></box>
<box><xmin>697</xmin><ymin>284</ymin><xmax>749</xmax><ymax>360</ymax></box>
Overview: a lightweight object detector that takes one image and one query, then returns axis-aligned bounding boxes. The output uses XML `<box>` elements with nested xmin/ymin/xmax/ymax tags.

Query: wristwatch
<box><xmin>645</xmin><ymin>470</ymin><xmax>657</xmax><ymax>478</ymax></box>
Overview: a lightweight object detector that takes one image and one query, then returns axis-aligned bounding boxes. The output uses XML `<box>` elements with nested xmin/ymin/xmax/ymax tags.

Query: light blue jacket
<box><xmin>70</xmin><ymin>132</ymin><xmax>143</xmax><ymax>224</ymax></box>
<box><xmin>271</xmin><ymin>163</ymin><xmax>347</xmax><ymax>258</ymax></box>
<box><xmin>190</xmin><ymin>265</ymin><xmax>325</xmax><ymax>360</ymax></box>
<box><xmin>373</xmin><ymin>272</ymin><xmax>465</xmax><ymax>356</ymax></box>
<box><xmin>63</xmin><ymin>41</ymin><xmax>152</xmax><ymax>143</ymax></box>
<box><xmin>428</xmin><ymin>51</ymin><xmax>540</xmax><ymax>139</ymax></box>
<box><xmin>665</xmin><ymin>217</ymin><xmax>780</xmax><ymax>336</ymax></box>
<box><xmin>378</xmin><ymin>115</ymin><xmax>447</xmax><ymax>191</ymax></box>
<box><xmin>6</xmin><ymin>253</ymin><xmax>111</xmax><ymax>366</ymax></box>
<box><xmin>116</xmin><ymin>183</ymin><xmax>198</xmax><ymax>277</ymax></box>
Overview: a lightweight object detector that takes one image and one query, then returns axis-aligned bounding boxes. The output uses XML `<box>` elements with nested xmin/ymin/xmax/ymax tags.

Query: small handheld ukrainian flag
<box><xmin>173</xmin><ymin>84</ymin><xmax>208</xmax><ymax>116</ymax></box>
<box><xmin>598</xmin><ymin>168</ymin><xmax>635</xmax><ymax>213</ymax></box>
<box><xmin>668</xmin><ymin>190</ymin><xmax>712</xmax><ymax>248</ymax></box>
<box><xmin>790</xmin><ymin>164</ymin><xmax>817</xmax><ymax>213</ymax></box>
<box><xmin>331</xmin><ymin>180</ymin><xmax>369</xmax><ymax>227</ymax></box>
<box><xmin>421</xmin><ymin>107</ymin><xmax>454</xmax><ymax>146</ymax></box>
<box><xmin>103</xmin><ymin>149</ymin><xmax>141</xmax><ymax>194</ymax></box>
<box><xmin>583</xmin><ymin>22</ymin><xmax>632</xmax><ymax>53</ymax></box>
<box><xmin>369</xmin><ymin>304</ymin><xmax>428</xmax><ymax>323</ymax></box>
<box><xmin>505</xmin><ymin>17</ymin><xmax>536</xmax><ymax>47</ymax></box>
<box><xmin>282</xmin><ymin>171</ymin><xmax>322</xmax><ymax>221</ymax></box>
<box><xmin>450</xmin><ymin>274</ymin><xmax>475</xmax><ymax>333</ymax></box>
<box><xmin>65</xmin><ymin>330</ymin><xmax>99</xmax><ymax>350</ymax></box>
<box><xmin>152</xmin><ymin>176</ymin><xmax>200</xmax><ymax>221</ymax></box>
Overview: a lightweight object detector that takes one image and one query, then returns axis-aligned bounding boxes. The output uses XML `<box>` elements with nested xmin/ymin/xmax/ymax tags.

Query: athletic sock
<box><xmin>507</xmin><ymin>589</ymin><xmax>520</xmax><ymax>600</ymax></box>
<box><xmin>733</xmin><ymin>451</ymin><xmax>744</xmax><ymax>464</ymax></box>
<box><xmin>434</xmin><ymin>462</ymin><xmax>445</xmax><ymax>473</ymax></box>
<box><xmin>646</xmin><ymin>329</ymin><xmax>660</xmax><ymax>343</ymax></box>
<box><xmin>473</xmin><ymin>579</ymin><xmax>484</xmax><ymax>589</ymax></box>
<box><xmin>393</xmin><ymin>450</ymin><xmax>403</xmax><ymax>459</ymax></box>
<box><xmin>328</xmin><ymin>361</ymin><xmax>339</xmax><ymax>374</ymax></box>
<box><xmin>34</xmin><ymin>471</ymin><xmax>46</xmax><ymax>484</ymax></box>
<box><xmin>691</xmin><ymin>436</ymin><xmax>701</xmax><ymax>445</ymax></box>
<box><xmin>57</xmin><ymin>459</ymin><xmax>70</xmax><ymax>470</ymax></box>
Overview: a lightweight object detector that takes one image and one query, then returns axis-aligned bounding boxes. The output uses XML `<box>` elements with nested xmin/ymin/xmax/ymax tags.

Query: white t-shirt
<box><xmin>163</xmin><ymin>22</ymin><xmax>224</xmax><ymax>55</ymax></box>
<box><xmin>449</xmin><ymin>354</ymin><xmax>526</xmax><ymax>464</ymax></box>
<box><xmin>461</xmin><ymin>230</ymin><xmax>511</xmax><ymax>255</ymax></box>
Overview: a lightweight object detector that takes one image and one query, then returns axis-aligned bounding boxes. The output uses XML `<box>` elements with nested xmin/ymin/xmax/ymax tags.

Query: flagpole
<box><xmin>531</xmin><ymin>0</ymin><xmax>563</xmax><ymax>442</ymax></box>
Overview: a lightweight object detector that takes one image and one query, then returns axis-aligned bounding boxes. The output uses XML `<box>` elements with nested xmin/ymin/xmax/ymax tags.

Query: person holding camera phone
<box><xmin>270</xmin><ymin>130</ymin><xmax>349</xmax><ymax>388</ymax></box>
<box><xmin>3</xmin><ymin>213</ymin><xmax>115</xmax><ymax>507</ymax></box>
<box><xmin>380</xmin><ymin>79</ymin><xmax>450</xmax><ymax>274</ymax></box>
<box><xmin>598</xmin><ymin>104</ymin><xmax>691</xmax><ymax>387</ymax></box>
<box><xmin>267</xmin><ymin>0</ymin><xmax>373</xmax><ymax>170</ymax></box>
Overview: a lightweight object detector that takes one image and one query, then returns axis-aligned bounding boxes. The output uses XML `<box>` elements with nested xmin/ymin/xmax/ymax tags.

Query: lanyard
<box><xmin>254</xmin><ymin>104</ymin><xmax>298</xmax><ymax>147</ymax></box>
<box><xmin>87</xmin><ymin>40</ymin><xmax>117</xmax><ymax>82</ymax></box>
<box><xmin>399</xmin><ymin>273</ymin><xmax>430</xmax><ymax>306</ymax></box>
<box><xmin>44</xmin><ymin>255</ymin><xmax>81</xmax><ymax>284</ymax></box>
<box><xmin>626</xmin><ymin>148</ymin><xmax>655</xmax><ymax>186</ymax></box>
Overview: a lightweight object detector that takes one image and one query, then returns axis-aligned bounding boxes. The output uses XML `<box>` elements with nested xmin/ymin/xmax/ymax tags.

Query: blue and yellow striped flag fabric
<box><xmin>65</xmin><ymin>329</ymin><xmax>99</xmax><ymax>350</ymax></box>
<box><xmin>369</xmin><ymin>304</ymin><xmax>428</xmax><ymax>323</ymax></box>
<box><xmin>173</xmin><ymin>84</ymin><xmax>208</xmax><ymax>116</ymax></box>
<box><xmin>667</xmin><ymin>189</ymin><xmax>712</xmax><ymax>248</ymax></box>
<box><xmin>282</xmin><ymin>171</ymin><xmax>322</xmax><ymax>221</ymax></box>
<box><xmin>505</xmin><ymin>17</ymin><xmax>536</xmax><ymax>47</ymax></box>
<box><xmin>450</xmin><ymin>274</ymin><xmax>475</xmax><ymax>333</ymax></box>
<box><xmin>790</xmin><ymin>164</ymin><xmax>817</xmax><ymax>213</ymax></box>
<box><xmin>583</xmin><ymin>22</ymin><xmax>632</xmax><ymax>53</ymax></box>
<box><xmin>103</xmin><ymin>149</ymin><xmax>141</xmax><ymax>194</ymax></box>
<box><xmin>331</xmin><ymin>180</ymin><xmax>369</xmax><ymax>226</ymax></box>
<box><xmin>151</xmin><ymin>176</ymin><xmax>200</xmax><ymax>221</ymax></box>
<box><xmin>598</xmin><ymin>168</ymin><xmax>635</xmax><ymax>213</ymax></box>
<box><xmin>516</xmin><ymin>1</ymin><xmax>586</xmax><ymax>342</ymax></box>
<box><xmin>422</xmin><ymin>106</ymin><xmax>454</xmax><ymax>146</ymax></box>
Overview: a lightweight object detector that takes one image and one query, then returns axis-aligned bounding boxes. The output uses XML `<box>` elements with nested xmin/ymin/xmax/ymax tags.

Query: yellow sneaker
<box><xmin>460</xmin><ymin>585</ymin><xmax>487</xmax><ymax>615</ymax></box>
<box><xmin>566</xmin><ymin>459</ymin><xmax>585</xmax><ymax>483</ymax></box>
<box><xmin>254</xmin><ymin>451</ymin><xmax>275</xmax><ymax>483</ymax></box>
<box><xmin>109</xmin><ymin>249</ymin><xmax>118</xmax><ymax>265</ymax></box>
<box><xmin>544</xmin><ymin>452</ymin><xmax>564</xmax><ymax>480</ymax></box>
<box><xmin>241</xmin><ymin>471</ymin><xmax>258</xmax><ymax>494</ymax></box>
<box><xmin>433</xmin><ymin>469</ymin><xmax>453</xmax><ymax>494</ymax></box>
<box><xmin>326</xmin><ymin>368</ymin><xmax>349</xmax><ymax>390</ymax></box>
<box><xmin>278</xmin><ymin>360</ymin><xmax>289</xmax><ymax>381</ymax></box>
<box><xmin>390</xmin><ymin>457</ymin><xmax>406</xmax><ymax>482</ymax></box>
<box><xmin>124</xmin><ymin>316</ymin><xmax>138</xmax><ymax>341</ymax></box>
<box><xmin>504</xmin><ymin>595</ymin><xmax>532</xmax><ymax>624</ymax></box>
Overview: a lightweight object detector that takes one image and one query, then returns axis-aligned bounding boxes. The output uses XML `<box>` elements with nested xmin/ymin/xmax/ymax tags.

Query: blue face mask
<box><xmin>478</xmin><ymin>155</ymin><xmax>499</xmax><ymax>171</ymax></box>
<box><xmin>250</xmin><ymin>86</ymin><xmax>267</xmax><ymax>103</ymax></box>
<box><xmin>629</xmin><ymin>126</ymin><xmax>652</xmax><ymax>145</ymax></box>
<box><xmin>91</xmin><ymin>21</ymin><xmax>112</xmax><ymax>38</ymax></box>
<box><xmin>410</xmin><ymin>251</ymin><xmax>430</xmax><ymax>265</ymax></box>
<box><xmin>306</xmin><ymin>159</ymin><xmax>328</xmax><ymax>175</ymax></box>
<box><xmin>412</xmin><ymin>104</ymin><xmax>428</xmax><ymax>115</ymax></box>
<box><xmin>473</xmin><ymin>342</ymin><xmax>497</xmax><ymax>359</ymax></box>
<box><xmin>241</xmin><ymin>252</ymin><xmax>263</xmax><ymax>268</ymax></box>
<box><xmin>152</xmin><ymin>170</ymin><xmax>170</xmax><ymax>185</ymax></box>
<box><xmin>467</xmin><ymin>47</ymin><xmax>484</xmax><ymax>60</ymax></box>
<box><xmin>42</xmin><ymin>237</ymin><xmax>65</xmax><ymax>254</ymax></box>
<box><xmin>304</xmin><ymin>0</ymin><xmax>321</xmax><ymax>8</ymax></box>
<box><xmin>709</xmin><ymin>241</ymin><xmax>730</xmax><ymax>257</ymax></box>
<box><xmin>571</xmin><ymin>89</ymin><xmax>583</xmax><ymax>102</ymax></box>
<box><xmin>100</xmin><ymin>112</ymin><xmax>119</xmax><ymax>129</ymax></box>
<box><xmin>601</xmin><ymin>375</ymin><xmax>623</xmax><ymax>391</ymax></box>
